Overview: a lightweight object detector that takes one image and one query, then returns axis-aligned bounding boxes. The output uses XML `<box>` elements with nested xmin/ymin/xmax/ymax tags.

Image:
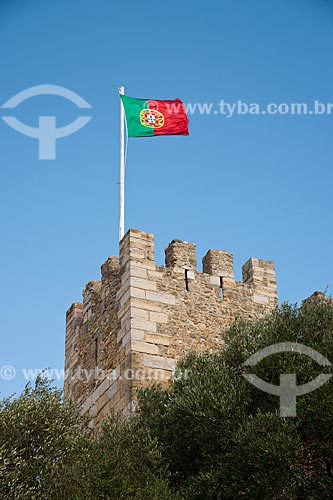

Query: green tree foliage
<box><xmin>73</xmin><ymin>418</ymin><xmax>174</xmax><ymax>500</ymax></box>
<box><xmin>1</xmin><ymin>298</ymin><xmax>333</xmax><ymax>499</ymax></box>
<box><xmin>0</xmin><ymin>377</ymin><xmax>173</xmax><ymax>499</ymax></box>
<box><xmin>0</xmin><ymin>376</ymin><xmax>85</xmax><ymax>499</ymax></box>
<box><xmin>137</xmin><ymin>297</ymin><xmax>333</xmax><ymax>499</ymax></box>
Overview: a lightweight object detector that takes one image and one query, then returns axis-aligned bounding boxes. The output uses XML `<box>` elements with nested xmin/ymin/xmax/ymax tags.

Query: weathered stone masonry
<box><xmin>65</xmin><ymin>228</ymin><xmax>277</xmax><ymax>425</ymax></box>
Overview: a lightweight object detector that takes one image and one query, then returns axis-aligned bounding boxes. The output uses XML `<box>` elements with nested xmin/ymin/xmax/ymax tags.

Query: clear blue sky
<box><xmin>1</xmin><ymin>0</ymin><xmax>333</xmax><ymax>398</ymax></box>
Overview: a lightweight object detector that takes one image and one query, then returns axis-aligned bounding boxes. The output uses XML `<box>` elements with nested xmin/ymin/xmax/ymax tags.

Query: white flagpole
<box><xmin>118</xmin><ymin>85</ymin><xmax>125</xmax><ymax>241</ymax></box>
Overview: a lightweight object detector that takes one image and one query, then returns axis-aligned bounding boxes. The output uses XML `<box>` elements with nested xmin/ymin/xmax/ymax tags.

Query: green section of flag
<box><xmin>120</xmin><ymin>95</ymin><xmax>153</xmax><ymax>137</ymax></box>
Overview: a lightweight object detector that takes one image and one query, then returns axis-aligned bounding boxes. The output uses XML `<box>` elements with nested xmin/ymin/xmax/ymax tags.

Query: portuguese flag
<box><xmin>120</xmin><ymin>94</ymin><xmax>189</xmax><ymax>138</ymax></box>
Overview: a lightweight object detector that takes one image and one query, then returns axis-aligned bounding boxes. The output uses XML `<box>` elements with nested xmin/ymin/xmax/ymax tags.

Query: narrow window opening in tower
<box><xmin>219</xmin><ymin>276</ymin><xmax>224</xmax><ymax>299</ymax></box>
<box><xmin>94</xmin><ymin>337</ymin><xmax>98</xmax><ymax>365</ymax></box>
<box><xmin>185</xmin><ymin>269</ymin><xmax>189</xmax><ymax>291</ymax></box>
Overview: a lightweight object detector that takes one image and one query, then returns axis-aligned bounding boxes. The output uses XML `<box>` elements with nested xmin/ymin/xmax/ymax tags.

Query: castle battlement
<box><xmin>64</xmin><ymin>229</ymin><xmax>277</xmax><ymax>425</ymax></box>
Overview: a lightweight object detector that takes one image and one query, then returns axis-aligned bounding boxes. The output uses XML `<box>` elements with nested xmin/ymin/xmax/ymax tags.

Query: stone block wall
<box><xmin>64</xmin><ymin>228</ymin><xmax>277</xmax><ymax>425</ymax></box>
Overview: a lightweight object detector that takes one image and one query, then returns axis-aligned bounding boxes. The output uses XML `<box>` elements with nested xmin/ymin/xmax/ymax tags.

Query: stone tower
<box><xmin>64</xmin><ymin>228</ymin><xmax>277</xmax><ymax>425</ymax></box>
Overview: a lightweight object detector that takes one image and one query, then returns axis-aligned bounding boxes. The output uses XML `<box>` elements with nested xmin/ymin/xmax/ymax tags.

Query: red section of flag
<box><xmin>147</xmin><ymin>98</ymin><xmax>189</xmax><ymax>136</ymax></box>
